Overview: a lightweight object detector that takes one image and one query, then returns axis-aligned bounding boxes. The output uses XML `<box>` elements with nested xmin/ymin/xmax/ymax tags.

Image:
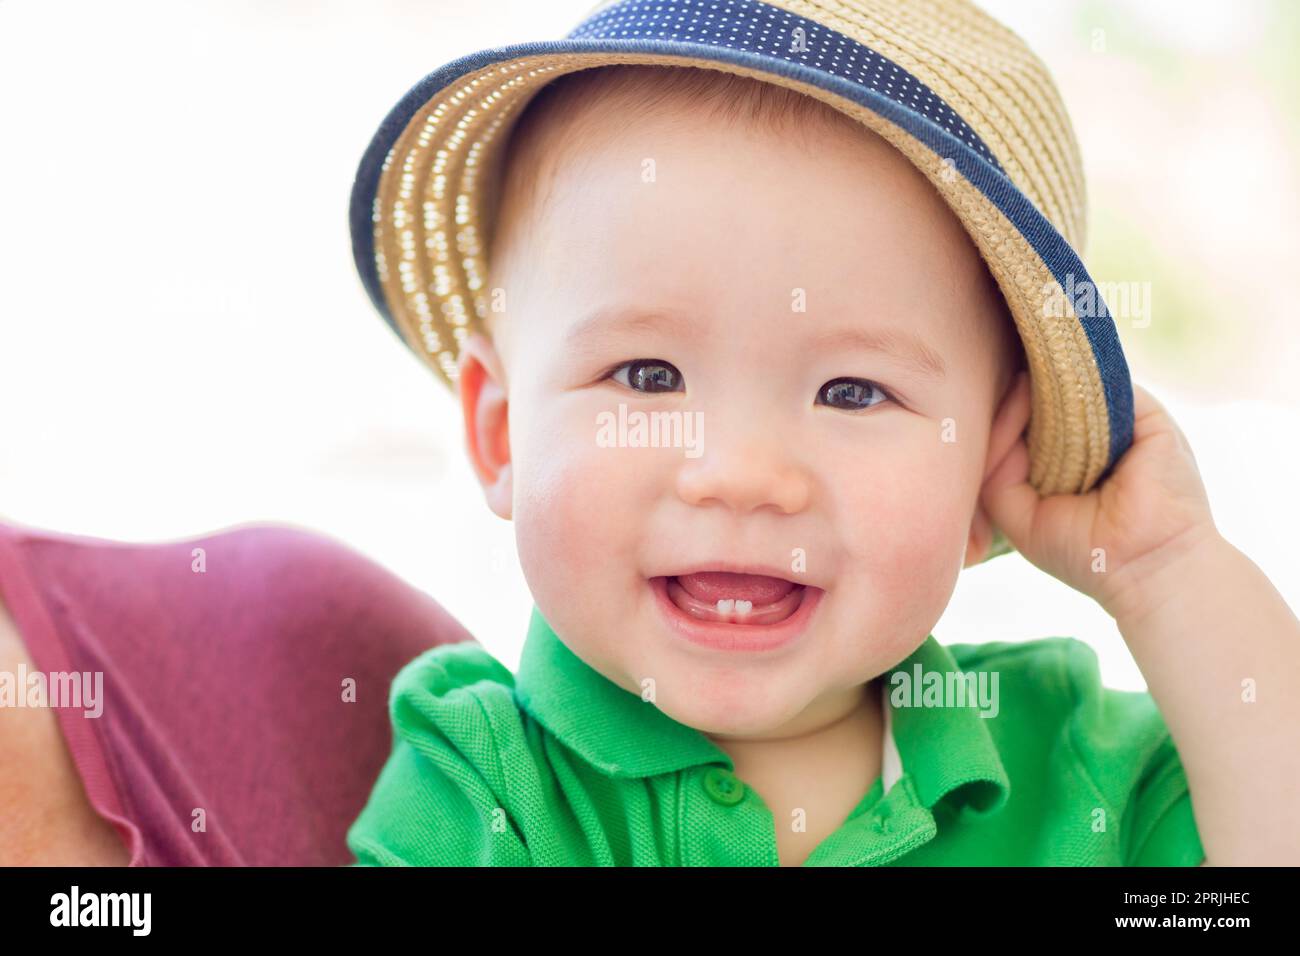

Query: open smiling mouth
<box><xmin>647</xmin><ymin>571</ymin><xmax>825</xmax><ymax>651</ymax></box>
<box><xmin>665</xmin><ymin>571</ymin><xmax>806</xmax><ymax>624</ymax></box>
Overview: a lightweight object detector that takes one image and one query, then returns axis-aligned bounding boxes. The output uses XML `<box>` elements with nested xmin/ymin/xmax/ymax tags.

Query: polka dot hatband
<box><xmin>349</xmin><ymin>0</ymin><xmax>1135</xmax><ymax>564</ymax></box>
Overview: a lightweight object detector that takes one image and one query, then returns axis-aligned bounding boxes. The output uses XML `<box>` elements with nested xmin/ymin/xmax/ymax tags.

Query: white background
<box><xmin>1</xmin><ymin>1</ymin><xmax>1295</xmax><ymax>687</ymax></box>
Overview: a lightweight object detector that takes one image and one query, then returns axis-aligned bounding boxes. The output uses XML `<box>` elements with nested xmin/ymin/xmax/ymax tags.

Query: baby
<box><xmin>345</xmin><ymin>20</ymin><xmax>1300</xmax><ymax>866</ymax></box>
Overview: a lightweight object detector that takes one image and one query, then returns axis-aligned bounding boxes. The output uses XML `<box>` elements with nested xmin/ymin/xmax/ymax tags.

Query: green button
<box><xmin>703</xmin><ymin>767</ymin><xmax>745</xmax><ymax>806</ymax></box>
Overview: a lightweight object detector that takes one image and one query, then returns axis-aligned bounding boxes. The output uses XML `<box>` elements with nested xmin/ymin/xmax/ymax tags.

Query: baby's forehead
<box><xmin>501</xmin><ymin>79</ymin><xmax>975</xmax><ymax>265</ymax></box>
<box><xmin>498</xmin><ymin>65</ymin><xmax>920</xmax><ymax>216</ymax></box>
<box><xmin>490</xmin><ymin>66</ymin><xmax>1017</xmax><ymax>372</ymax></box>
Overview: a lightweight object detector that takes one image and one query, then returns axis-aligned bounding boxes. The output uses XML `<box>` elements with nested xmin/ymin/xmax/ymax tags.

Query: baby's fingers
<box><xmin>1131</xmin><ymin>381</ymin><xmax>1198</xmax><ymax>470</ymax></box>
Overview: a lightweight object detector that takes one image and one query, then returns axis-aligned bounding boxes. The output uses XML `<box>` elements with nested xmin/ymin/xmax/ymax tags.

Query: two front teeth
<box><xmin>715</xmin><ymin>599</ymin><xmax>754</xmax><ymax>614</ymax></box>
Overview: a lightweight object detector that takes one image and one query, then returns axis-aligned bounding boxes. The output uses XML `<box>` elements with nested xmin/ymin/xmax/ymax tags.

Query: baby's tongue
<box><xmin>673</xmin><ymin>571</ymin><xmax>795</xmax><ymax>606</ymax></box>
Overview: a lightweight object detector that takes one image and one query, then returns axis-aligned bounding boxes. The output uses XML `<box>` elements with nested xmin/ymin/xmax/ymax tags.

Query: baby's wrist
<box><xmin>1097</xmin><ymin>522</ymin><xmax>1228</xmax><ymax>628</ymax></box>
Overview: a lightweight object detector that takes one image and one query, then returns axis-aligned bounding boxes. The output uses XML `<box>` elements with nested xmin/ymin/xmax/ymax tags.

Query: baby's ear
<box><xmin>457</xmin><ymin>332</ymin><xmax>512</xmax><ymax>520</ymax></box>
<box><xmin>965</xmin><ymin>369</ymin><xmax>1031</xmax><ymax>568</ymax></box>
<box><xmin>963</xmin><ymin>506</ymin><xmax>995</xmax><ymax>568</ymax></box>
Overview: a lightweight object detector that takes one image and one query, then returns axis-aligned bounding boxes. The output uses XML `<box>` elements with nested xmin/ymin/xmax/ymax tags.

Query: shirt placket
<box><xmin>677</xmin><ymin>765</ymin><xmax>939</xmax><ymax>867</ymax></box>
<box><xmin>802</xmin><ymin>775</ymin><xmax>938</xmax><ymax>867</ymax></box>
<box><xmin>678</xmin><ymin>766</ymin><xmax>780</xmax><ymax>866</ymax></box>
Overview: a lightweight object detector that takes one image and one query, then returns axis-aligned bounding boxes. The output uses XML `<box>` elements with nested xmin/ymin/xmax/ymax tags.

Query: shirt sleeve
<box><xmin>345</xmin><ymin>642</ymin><xmax>533</xmax><ymax>866</ymax></box>
<box><xmin>1122</xmin><ymin>730</ymin><xmax>1206</xmax><ymax>867</ymax></box>
<box><xmin>1059</xmin><ymin>638</ymin><xmax>1205</xmax><ymax>867</ymax></box>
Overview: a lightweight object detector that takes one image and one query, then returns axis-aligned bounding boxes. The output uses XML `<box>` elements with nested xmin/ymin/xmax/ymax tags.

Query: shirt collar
<box><xmin>513</xmin><ymin>604</ymin><xmax>1010</xmax><ymax>815</ymax></box>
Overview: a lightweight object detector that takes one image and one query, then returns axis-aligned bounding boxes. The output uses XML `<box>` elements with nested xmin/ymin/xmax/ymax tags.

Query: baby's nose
<box><xmin>674</xmin><ymin>430</ymin><xmax>810</xmax><ymax>516</ymax></box>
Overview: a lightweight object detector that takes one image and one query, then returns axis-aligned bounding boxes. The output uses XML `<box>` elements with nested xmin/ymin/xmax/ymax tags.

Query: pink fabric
<box><xmin>0</xmin><ymin>518</ymin><xmax>474</xmax><ymax>866</ymax></box>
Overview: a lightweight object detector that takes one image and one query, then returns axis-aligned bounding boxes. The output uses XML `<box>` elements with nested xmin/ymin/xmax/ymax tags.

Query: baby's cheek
<box><xmin>511</xmin><ymin>413</ymin><xmax>642</xmax><ymax>602</ymax></box>
<box><xmin>839</xmin><ymin>444</ymin><xmax>973</xmax><ymax>637</ymax></box>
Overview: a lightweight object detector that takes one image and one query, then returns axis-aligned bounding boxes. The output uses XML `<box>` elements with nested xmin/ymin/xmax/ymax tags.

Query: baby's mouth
<box><xmin>662</xmin><ymin>571</ymin><xmax>806</xmax><ymax>625</ymax></box>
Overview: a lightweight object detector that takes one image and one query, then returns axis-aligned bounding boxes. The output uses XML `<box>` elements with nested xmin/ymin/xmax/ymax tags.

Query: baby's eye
<box><xmin>609</xmin><ymin>359</ymin><xmax>683</xmax><ymax>393</ymax></box>
<box><xmin>818</xmin><ymin>377</ymin><xmax>893</xmax><ymax>411</ymax></box>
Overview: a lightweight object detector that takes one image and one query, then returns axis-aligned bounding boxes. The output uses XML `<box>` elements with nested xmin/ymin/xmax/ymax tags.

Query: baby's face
<box><xmin>459</xmin><ymin>87</ymin><xmax>1020</xmax><ymax>740</ymax></box>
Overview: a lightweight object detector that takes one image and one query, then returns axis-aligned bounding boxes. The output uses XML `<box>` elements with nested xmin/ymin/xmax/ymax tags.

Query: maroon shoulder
<box><xmin>0</xmin><ymin>518</ymin><xmax>477</xmax><ymax>866</ymax></box>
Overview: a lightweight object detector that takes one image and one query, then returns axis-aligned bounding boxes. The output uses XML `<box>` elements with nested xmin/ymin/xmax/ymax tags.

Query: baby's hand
<box><xmin>979</xmin><ymin>371</ymin><xmax>1219</xmax><ymax>619</ymax></box>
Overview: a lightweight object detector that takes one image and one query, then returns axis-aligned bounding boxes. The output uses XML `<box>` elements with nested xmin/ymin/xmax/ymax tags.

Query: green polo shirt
<box><xmin>346</xmin><ymin>605</ymin><xmax>1205</xmax><ymax>866</ymax></box>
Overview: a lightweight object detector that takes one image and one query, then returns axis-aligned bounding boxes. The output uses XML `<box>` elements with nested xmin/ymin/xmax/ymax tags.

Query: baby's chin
<box><xmin>643</xmin><ymin>666</ymin><xmax>834</xmax><ymax>739</ymax></box>
<box><xmin>663</xmin><ymin>703</ymin><xmax>802</xmax><ymax>741</ymax></box>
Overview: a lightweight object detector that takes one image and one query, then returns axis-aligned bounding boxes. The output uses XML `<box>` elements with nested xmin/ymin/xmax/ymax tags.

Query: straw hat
<box><xmin>348</xmin><ymin>0</ymin><xmax>1134</xmax><ymax>563</ymax></box>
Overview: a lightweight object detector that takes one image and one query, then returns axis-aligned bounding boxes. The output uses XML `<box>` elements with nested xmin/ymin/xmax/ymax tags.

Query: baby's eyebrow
<box><xmin>565</xmin><ymin>306</ymin><xmax>947</xmax><ymax>380</ymax></box>
<box><xmin>806</xmin><ymin>325</ymin><xmax>949</xmax><ymax>381</ymax></box>
<box><xmin>564</xmin><ymin>307</ymin><xmax>691</xmax><ymax>357</ymax></box>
